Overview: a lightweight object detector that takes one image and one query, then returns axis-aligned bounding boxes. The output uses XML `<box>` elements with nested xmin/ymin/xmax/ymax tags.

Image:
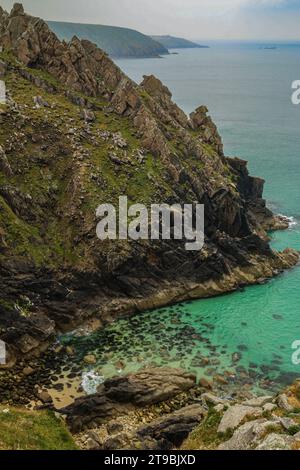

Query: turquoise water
<box><xmin>61</xmin><ymin>44</ymin><xmax>300</xmax><ymax>395</ymax></box>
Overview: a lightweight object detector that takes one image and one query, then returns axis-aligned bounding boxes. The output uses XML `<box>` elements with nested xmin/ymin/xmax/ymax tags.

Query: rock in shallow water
<box><xmin>83</xmin><ymin>355</ymin><xmax>97</xmax><ymax>365</ymax></box>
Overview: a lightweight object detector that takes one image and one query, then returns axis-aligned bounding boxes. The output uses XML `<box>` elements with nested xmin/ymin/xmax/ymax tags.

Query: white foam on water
<box><xmin>81</xmin><ymin>370</ymin><xmax>105</xmax><ymax>394</ymax></box>
<box><xmin>277</xmin><ymin>214</ymin><xmax>298</xmax><ymax>229</ymax></box>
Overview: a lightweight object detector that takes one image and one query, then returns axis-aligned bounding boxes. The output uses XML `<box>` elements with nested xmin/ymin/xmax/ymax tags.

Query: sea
<box><xmin>59</xmin><ymin>42</ymin><xmax>300</xmax><ymax>397</ymax></box>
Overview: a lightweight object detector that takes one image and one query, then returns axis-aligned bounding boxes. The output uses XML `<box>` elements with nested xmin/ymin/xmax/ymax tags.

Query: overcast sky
<box><xmin>1</xmin><ymin>0</ymin><xmax>300</xmax><ymax>40</ymax></box>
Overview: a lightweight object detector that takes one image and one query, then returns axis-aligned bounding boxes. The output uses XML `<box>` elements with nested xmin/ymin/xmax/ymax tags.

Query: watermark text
<box><xmin>96</xmin><ymin>197</ymin><xmax>205</xmax><ymax>251</ymax></box>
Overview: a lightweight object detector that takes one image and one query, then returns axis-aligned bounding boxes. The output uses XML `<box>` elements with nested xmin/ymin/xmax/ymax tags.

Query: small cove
<box><xmin>49</xmin><ymin>43</ymin><xmax>300</xmax><ymax>405</ymax></box>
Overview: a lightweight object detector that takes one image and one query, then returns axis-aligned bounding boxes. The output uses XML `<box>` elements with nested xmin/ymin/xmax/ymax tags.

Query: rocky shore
<box><xmin>60</xmin><ymin>368</ymin><xmax>300</xmax><ymax>451</ymax></box>
<box><xmin>2</xmin><ymin>363</ymin><xmax>300</xmax><ymax>451</ymax></box>
<box><xmin>0</xmin><ymin>4</ymin><xmax>298</xmax><ymax>367</ymax></box>
<box><xmin>28</xmin><ymin>367</ymin><xmax>300</xmax><ymax>451</ymax></box>
<box><xmin>0</xmin><ymin>4</ymin><xmax>300</xmax><ymax>451</ymax></box>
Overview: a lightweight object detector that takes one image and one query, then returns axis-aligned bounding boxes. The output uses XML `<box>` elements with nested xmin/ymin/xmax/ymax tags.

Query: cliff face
<box><xmin>0</xmin><ymin>4</ymin><xmax>298</xmax><ymax>364</ymax></box>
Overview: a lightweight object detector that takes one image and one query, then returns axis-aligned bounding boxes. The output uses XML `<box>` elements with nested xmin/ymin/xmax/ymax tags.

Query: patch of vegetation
<box><xmin>181</xmin><ymin>409</ymin><xmax>232</xmax><ymax>450</ymax></box>
<box><xmin>0</xmin><ymin>42</ymin><xmax>222</xmax><ymax>275</ymax></box>
<box><xmin>262</xmin><ymin>423</ymin><xmax>282</xmax><ymax>438</ymax></box>
<box><xmin>287</xmin><ymin>425</ymin><xmax>300</xmax><ymax>436</ymax></box>
<box><xmin>0</xmin><ymin>407</ymin><xmax>77</xmax><ymax>450</ymax></box>
<box><xmin>295</xmin><ymin>385</ymin><xmax>300</xmax><ymax>401</ymax></box>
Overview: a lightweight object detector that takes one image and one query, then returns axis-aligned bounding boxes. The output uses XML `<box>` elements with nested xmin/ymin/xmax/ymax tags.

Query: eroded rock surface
<box><xmin>256</xmin><ymin>433</ymin><xmax>297</xmax><ymax>451</ymax></box>
<box><xmin>217</xmin><ymin>404</ymin><xmax>263</xmax><ymax>434</ymax></box>
<box><xmin>62</xmin><ymin>368</ymin><xmax>196</xmax><ymax>432</ymax></box>
<box><xmin>134</xmin><ymin>404</ymin><xmax>205</xmax><ymax>450</ymax></box>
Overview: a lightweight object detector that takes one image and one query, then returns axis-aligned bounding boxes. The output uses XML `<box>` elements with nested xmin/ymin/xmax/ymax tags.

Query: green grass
<box><xmin>0</xmin><ymin>407</ymin><xmax>77</xmax><ymax>450</ymax></box>
<box><xmin>181</xmin><ymin>409</ymin><xmax>232</xmax><ymax>450</ymax></box>
<box><xmin>0</xmin><ymin>46</ymin><xmax>225</xmax><ymax>274</ymax></box>
<box><xmin>287</xmin><ymin>425</ymin><xmax>300</xmax><ymax>436</ymax></box>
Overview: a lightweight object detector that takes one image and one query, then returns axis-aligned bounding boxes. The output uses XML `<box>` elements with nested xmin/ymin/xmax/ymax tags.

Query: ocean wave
<box><xmin>277</xmin><ymin>214</ymin><xmax>298</xmax><ymax>229</ymax></box>
<box><xmin>81</xmin><ymin>370</ymin><xmax>105</xmax><ymax>395</ymax></box>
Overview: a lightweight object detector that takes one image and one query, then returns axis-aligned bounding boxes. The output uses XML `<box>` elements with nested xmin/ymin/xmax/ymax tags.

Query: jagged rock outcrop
<box><xmin>62</xmin><ymin>368</ymin><xmax>196</xmax><ymax>432</ymax></box>
<box><xmin>0</xmin><ymin>4</ymin><xmax>221</xmax><ymax>160</ymax></box>
<box><xmin>217</xmin><ymin>404</ymin><xmax>264</xmax><ymax>434</ymax></box>
<box><xmin>141</xmin><ymin>74</ymin><xmax>189</xmax><ymax>129</ymax></box>
<box><xmin>101</xmin><ymin>404</ymin><xmax>205</xmax><ymax>450</ymax></box>
<box><xmin>0</xmin><ymin>303</ymin><xmax>56</xmax><ymax>368</ymax></box>
<box><xmin>0</xmin><ymin>145</ymin><xmax>12</xmax><ymax>176</ymax></box>
<box><xmin>73</xmin><ymin>378</ymin><xmax>300</xmax><ymax>451</ymax></box>
<box><xmin>102</xmin><ymin>368</ymin><xmax>196</xmax><ymax>406</ymax></box>
<box><xmin>134</xmin><ymin>404</ymin><xmax>205</xmax><ymax>450</ymax></box>
<box><xmin>190</xmin><ymin>105</ymin><xmax>223</xmax><ymax>154</ymax></box>
<box><xmin>0</xmin><ymin>4</ymin><xmax>298</xmax><ymax>362</ymax></box>
<box><xmin>0</xmin><ymin>59</ymin><xmax>7</xmax><ymax>77</ymax></box>
<box><xmin>180</xmin><ymin>380</ymin><xmax>300</xmax><ymax>451</ymax></box>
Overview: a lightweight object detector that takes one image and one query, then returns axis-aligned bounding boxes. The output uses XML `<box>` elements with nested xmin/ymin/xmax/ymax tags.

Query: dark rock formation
<box><xmin>103</xmin><ymin>368</ymin><xmax>196</xmax><ymax>406</ymax></box>
<box><xmin>0</xmin><ymin>4</ymin><xmax>298</xmax><ymax>363</ymax></box>
<box><xmin>135</xmin><ymin>404</ymin><xmax>205</xmax><ymax>450</ymax></box>
<box><xmin>62</xmin><ymin>368</ymin><xmax>196</xmax><ymax>432</ymax></box>
<box><xmin>102</xmin><ymin>404</ymin><xmax>205</xmax><ymax>450</ymax></box>
<box><xmin>0</xmin><ymin>145</ymin><xmax>12</xmax><ymax>177</ymax></box>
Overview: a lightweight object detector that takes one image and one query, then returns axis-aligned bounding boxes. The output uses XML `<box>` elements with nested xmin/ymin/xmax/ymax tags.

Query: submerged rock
<box><xmin>232</xmin><ymin>352</ymin><xmax>242</xmax><ymax>364</ymax></box>
<box><xmin>83</xmin><ymin>355</ymin><xmax>97</xmax><ymax>365</ymax></box>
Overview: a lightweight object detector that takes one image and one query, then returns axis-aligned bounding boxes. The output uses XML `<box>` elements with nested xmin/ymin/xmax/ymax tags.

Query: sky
<box><xmin>1</xmin><ymin>0</ymin><xmax>300</xmax><ymax>40</ymax></box>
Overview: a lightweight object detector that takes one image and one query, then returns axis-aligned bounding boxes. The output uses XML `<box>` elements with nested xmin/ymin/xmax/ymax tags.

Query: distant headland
<box><xmin>48</xmin><ymin>21</ymin><xmax>209</xmax><ymax>58</ymax></box>
<box><xmin>150</xmin><ymin>35</ymin><xmax>209</xmax><ymax>50</ymax></box>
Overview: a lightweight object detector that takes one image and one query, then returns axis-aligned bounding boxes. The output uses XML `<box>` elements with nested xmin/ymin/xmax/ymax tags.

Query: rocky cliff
<box><xmin>0</xmin><ymin>4</ymin><xmax>298</xmax><ymax>365</ymax></box>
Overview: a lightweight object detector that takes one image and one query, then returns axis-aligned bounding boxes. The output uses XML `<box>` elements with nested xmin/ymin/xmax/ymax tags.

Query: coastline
<box><xmin>1</xmin><ymin>4</ymin><xmax>300</xmax><ymax>453</ymax></box>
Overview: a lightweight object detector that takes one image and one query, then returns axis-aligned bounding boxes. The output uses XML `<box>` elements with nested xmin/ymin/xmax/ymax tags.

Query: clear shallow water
<box><xmin>62</xmin><ymin>43</ymin><xmax>300</xmax><ymax>395</ymax></box>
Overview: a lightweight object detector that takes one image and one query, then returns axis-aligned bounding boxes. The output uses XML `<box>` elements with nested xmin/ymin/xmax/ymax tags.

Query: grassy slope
<box><xmin>0</xmin><ymin>407</ymin><xmax>77</xmax><ymax>450</ymax></box>
<box><xmin>0</xmin><ymin>51</ymin><xmax>174</xmax><ymax>271</ymax></box>
<box><xmin>47</xmin><ymin>21</ymin><xmax>169</xmax><ymax>58</ymax></box>
<box><xmin>181</xmin><ymin>409</ymin><xmax>230</xmax><ymax>450</ymax></box>
<box><xmin>1</xmin><ymin>49</ymin><xmax>226</xmax><ymax>273</ymax></box>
